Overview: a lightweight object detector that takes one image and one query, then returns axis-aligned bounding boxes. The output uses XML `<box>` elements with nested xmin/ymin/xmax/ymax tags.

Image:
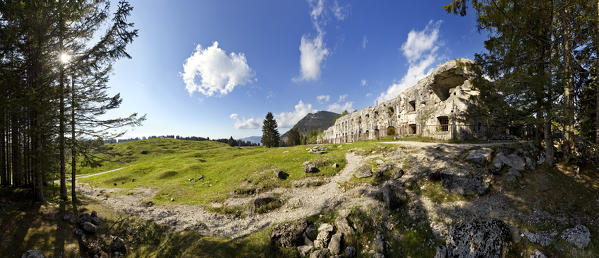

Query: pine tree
<box><xmin>228</xmin><ymin>136</ymin><xmax>235</xmax><ymax>146</ymax></box>
<box><xmin>261</xmin><ymin>112</ymin><xmax>280</xmax><ymax>148</ymax></box>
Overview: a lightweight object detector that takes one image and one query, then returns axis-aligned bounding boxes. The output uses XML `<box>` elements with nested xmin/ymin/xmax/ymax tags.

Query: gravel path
<box><xmin>78</xmin><ymin>152</ymin><xmax>378</xmax><ymax>239</ymax></box>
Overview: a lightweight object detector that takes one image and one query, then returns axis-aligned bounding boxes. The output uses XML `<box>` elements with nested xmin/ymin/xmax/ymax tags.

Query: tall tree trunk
<box><xmin>563</xmin><ymin>5</ymin><xmax>575</xmax><ymax>161</ymax></box>
<box><xmin>70</xmin><ymin>77</ymin><xmax>77</xmax><ymax>209</ymax></box>
<box><xmin>59</xmin><ymin>64</ymin><xmax>67</xmax><ymax>200</ymax></box>
<box><xmin>1</xmin><ymin>111</ymin><xmax>6</xmax><ymax>186</ymax></box>
<box><xmin>596</xmin><ymin>0</ymin><xmax>599</xmax><ymax>144</ymax></box>
<box><xmin>11</xmin><ymin>114</ymin><xmax>21</xmax><ymax>186</ymax></box>
<box><xmin>542</xmin><ymin>0</ymin><xmax>554</xmax><ymax>166</ymax></box>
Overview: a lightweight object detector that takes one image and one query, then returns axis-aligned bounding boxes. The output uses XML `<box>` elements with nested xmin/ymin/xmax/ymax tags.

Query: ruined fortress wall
<box><xmin>319</xmin><ymin>59</ymin><xmax>484</xmax><ymax>144</ymax></box>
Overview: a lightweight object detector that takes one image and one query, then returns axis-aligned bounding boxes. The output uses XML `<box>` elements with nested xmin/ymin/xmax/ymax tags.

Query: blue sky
<box><xmin>106</xmin><ymin>0</ymin><xmax>487</xmax><ymax>139</ymax></box>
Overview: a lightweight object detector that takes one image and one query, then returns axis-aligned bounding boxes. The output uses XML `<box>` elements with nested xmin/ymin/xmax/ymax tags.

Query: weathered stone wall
<box><xmin>319</xmin><ymin>59</ymin><xmax>484</xmax><ymax>144</ymax></box>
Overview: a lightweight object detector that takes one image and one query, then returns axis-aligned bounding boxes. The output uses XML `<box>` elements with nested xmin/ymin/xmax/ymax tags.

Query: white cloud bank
<box><xmin>230</xmin><ymin>113</ymin><xmax>260</xmax><ymax>129</ymax></box>
<box><xmin>376</xmin><ymin>21</ymin><xmax>442</xmax><ymax>103</ymax></box>
<box><xmin>327</xmin><ymin>94</ymin><xmax>353</xmax><ymax>113</ymax></box>
<box><xmin>331</xmin><ymin>0</ymin><xmax>349</xmax><ymax>21</ymax></box>
<box><xmin>276</xmin><ymin>100</ymin><xmax>315</xmax><ymax>128</ymax></box>
<box><xmin>317</xmin><ymin>95</ymin><xmax>330</xmax><ymax>103</ymax></box>
<box><xmin>182</xmin><ymin>41</ymin><xmax>254</xmax><ymax>96</ymax></box>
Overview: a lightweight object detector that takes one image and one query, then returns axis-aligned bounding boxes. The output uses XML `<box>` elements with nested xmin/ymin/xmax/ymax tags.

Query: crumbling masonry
<box><xmin>319</xmin><ymin>59</ymin><xmax>486</xmax><ymax>143</ymax></box>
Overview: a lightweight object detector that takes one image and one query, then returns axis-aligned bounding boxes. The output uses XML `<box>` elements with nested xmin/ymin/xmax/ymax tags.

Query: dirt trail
<box><xmin>78</xmin><ymin>152</ymin><xmax>378</xmax><ymax>238</ymax></box>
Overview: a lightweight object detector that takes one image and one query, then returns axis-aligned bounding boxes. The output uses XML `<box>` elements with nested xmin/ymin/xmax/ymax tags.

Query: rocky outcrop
<box><xmin>561</xmin><ymin>225</ymin><xmax>590</xmax><ymax>249</ymax></box>
<box><xmin>270</xmin><ymin>220</ymin><xmax>310</xmax><ymax>248</ymax></box>
<box><xmin>465</xmin><ymin>148</ymin><xmax>493</xmax><ymax>166</ymax></box>
<box><xmin>522</xmin><ymin>230</ymin><xmax>557</xmax><ymax>247</ymax></box>
<box><xmin>303</xmin><ymin>161</ymin><xmax>319</xmax><ymax>173</ymax></box>
<box><xmin>21</xmin><ymin>250</ymin><xmax>44</xmax><ymax>258</ymax></box>
<box><xmin>355</xmin><ymin>165</ymin><xmax>373</xmax><ymax>178</ymax></box>
<box><xmin>444</xmin><ymin>218</ymin><xmax>512</xmax><ymax>258</ymax></box>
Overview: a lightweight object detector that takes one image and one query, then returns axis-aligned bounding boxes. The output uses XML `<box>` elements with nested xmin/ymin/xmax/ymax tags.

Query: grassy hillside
<box><xmin>79</xmin><ymin>138</ymin><xmax>349</xmax><ymax>206</ymax></box>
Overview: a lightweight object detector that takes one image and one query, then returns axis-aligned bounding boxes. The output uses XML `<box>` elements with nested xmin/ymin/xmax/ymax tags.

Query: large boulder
<box><xmin>328</xmin><ymin>232</ymin><xmax>343</xmax><ymax>255</ymax></box>
<box><xmin>307</xmin><ymin>146</ymin><xmax>327</xmax><ymax>154</ymax></box>
<box><xmin>310</xmin><ymin>249</ymin><xmax>328</xmax><ymax>258</ymax></box>
<box><xmin>109</xmin><ymin>236</ymin><xmax>127</xmax><ymax>254</ymax></box>
<box><xmin>445</xmin><ymin>218</ymin><xmax>512</xmax><ymax>258</ymax></box>
<box><xmin>493</xmin><ymin>152</ymin><xmax>525</xmax><ymax>171</ymax></box>
<box><xmin>82</xmin><ymin>221</ymin><xmax>98</xmax><ymax>234</ymax></box>
<box><xmin>355</xmin><ymin>165</ymin><xmax>373</xmax><ymax>178</ymax></box>
<box><xmin>344</xmin><ymin>246</ymin><xmax>356</xmax><ymax>257</ymax></box>
<box><xmin>271</xmin><ymin>220</ymin><xmax>309</xmax><ymax>247</ymax></box>
<box><xmin>465</xmin><ymin>148</ymin><xmax>494</xmax><ymax>166</ymax></box>
<box><xmin>21</xmin><ymin>250</ymin><xmax>44</xmax><ymax>258</ymax></box>
<box><xmin>297</xmin><ymin>245</ymin><xmax>313</xmax><ymax>256</ymax></box>
<box><xmin>252</xmin><ymin>195</ymin><xmax>278</xmax><ymax>213</ymax></box>
<box><xmin>314</xmin><ymin>223</ymin><xmax>335</xmax><ymax>249</ymax></box>
<box><xmin>303</xmin><ymin>161</ymin><xmax>319</xmax><ymax>173</ymax></box>
<box><xmin>335</xmin><ymin>215</ymin><xmax>354</xmax><ymax>236</ymax></box>
<box><xmin>561</xmin><ymin>225</ymin><xmax>590</xmax><ymax>249</ymax></box>
<box><xmin>274</xmin><ymin>170</ymin><xmax>289</xmax><ymax>180</ymax></box>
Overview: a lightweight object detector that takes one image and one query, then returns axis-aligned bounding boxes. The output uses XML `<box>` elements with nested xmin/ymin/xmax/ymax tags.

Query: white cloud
<box><xmin>331</xmin><ymin>0</ymin><xmax>349</xmax><ymax>21</ymax></box>
<box><xmin>338</xmin><ymin>94</ymin><xmax>348</xmax><ymax>102</ymax></box>
<box><xmin>361</xmin><ymin>79</ymin><xmax>367</xmax><ymax>86</ymax></box>
<box><xmin>328</xmin><ymin>101</ymin><xmax>353</xmax><ymax>113</ymax></box>
<box><xmin>182</xmin><ymin>41</ymin><xmax>254</xmax><ymax>96</ymax></box>
<box><xmin>376</xmin><ymin>21</ymin><xmax>442</xmax><ymax>103</ymax></box>
<box><xmin>362</xmin><ymin>35</ymin><xmax>368</xmax><ymax>49</ymax></box>
<box><xmin>295</xmin><ymin>34</ymin><xmax>329</xmax><ymax>81</ymax></box>
<box><xmin>317</xmin><ymin>95</ymin><xmax>330</xmax><ymax>103</ymax></box>
<box><xmin>230</xmin><ymin>113</ymin><xmax>260</xmax><ymax>129</ymax></box>
<box><xmin>275</xmin><ymin>100</ymin><xmax>316</xmax><ymax>128</ymax></box>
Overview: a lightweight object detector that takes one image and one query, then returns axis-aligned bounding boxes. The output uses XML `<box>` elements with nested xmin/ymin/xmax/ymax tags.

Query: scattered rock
<box><xmin>275</xmin><ymin>170</ymin><xmax>289</xmax><ymax>180</ymax></box>
<box><xmin>198</xmin><ymin>175</ymin><xmax>204</xmax><ymax>180</ymax></box>
<box><xmin>328</xmin><ymin>233</ymin><xmax>343</xmax><ymax>255</ymax></box>
<box><xmin>21</xmin><ymin>250</ymin><xmax>44</xmax><ymax>258</ymax></box>
<box><xmin>252</xmin><ymin>195</ymin><xmax>278</xmax><ymax>213</ymax></box>
<box><xmin>271</xmin><ymin>220</ymin><xmax>309</xmax><ymax>247</ymax></box>
<box><xmin>143</xmin><ymin>201</ymin><xmax>154</xmax><ymax>207</ymax></box>
<box><xmin>355</xmin><ymin>165</ymin><xmax>373</xmax><ymax>178</ymax></box>
<box><xmin>310</xmin><ymin>249</ymin><xmax>328</xmax><ymax>258</ymax></box>
<box><xmin>561</xmin><ymin>225</ymin><xmax>590</xmax><ymax>249</ymax></box>
<box><xmin>307</xmin><ymin>146</ymin><xmax>327</xmax><ymax>154</ymax></box>
<box><xmin>373</xmin><ymin>232</ymin><xmax>385</xmax><ymax>253</ymax></box>
<box><xmin>344</xmin><ymin>246</ymin><xmax>356</xmax><ymax>257</ymax></box>
<box><xmin>332</xmin><ymin>163</ymin><xmax>339</xmax><ymax>168</ymax></box>
<box><xmin>530</xmin><ymin>249</ymin><xmax>547</xmax><ymax>258</ymax></box>
<box><xmin>170</xmin><ymin>197</ymin><xmax>175</xmax><ymax>202</ymax></box>
<box><xmin>82</xmin><ymin>221</ymin><xmax>97</xmax><ymax>234</ymax></box>
<box><xmin>131</xmin><ymin>178</ymin><xmax>135</xmax><ymax>182</ymax></box>
<box><xmin>465</xmin><ymin>148</ymin><xmax>493</xmax><ymax>166</ymax></box>
<box><xmin>373</xmin><ymin>253</ymin><xmax>385</xmax><ymax>258</ymax></box>
<box><xmin>109</xmin><ymin>236</ymin><xmax>126</xmax><ymax>254</ymax></box>
<box><xmin>391</xmin><ymin>168</ymin><xmax>404</xmax><ymax>179</ymax></box>
<box><xmin>445</xmin><ymin>218</ymin><xmax>511</xmax><ymax>258</ymax></box>
<box><xmin>303</xmin><ymin>161</ymin><xmax>319</xmax><ymax>173</ymax></box>
<box><xmin>522</xmin><ymin>230</ymin><xmax>557</xmax><ymax>247</ymax></box>
<box><xmin>314</xmin><ymin>223</ymin><xmax>335</xmax><ymax>248</ymax></box>
<box><xmin>297</xmin><ymin>245</ymin><xmax>313</xmax><ymax>256</ymax></box>
<box><xmin>304</xmin><ymin>222</ymin><xmax>318</xmax><ymax>240</ymax></box>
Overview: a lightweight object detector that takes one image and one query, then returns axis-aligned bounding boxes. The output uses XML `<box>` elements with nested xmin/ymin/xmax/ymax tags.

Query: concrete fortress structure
<box><xmin>319</xmin><ymin>59</ymin><xmax>486</xmax><ymax>144</ymax></box>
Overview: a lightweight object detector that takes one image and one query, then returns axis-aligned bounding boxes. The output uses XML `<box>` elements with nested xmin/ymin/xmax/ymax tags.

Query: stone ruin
<box><xmin>319</xmin><ymin>59</ymin><xmax>487</xmax><ymax>143</ymax></box>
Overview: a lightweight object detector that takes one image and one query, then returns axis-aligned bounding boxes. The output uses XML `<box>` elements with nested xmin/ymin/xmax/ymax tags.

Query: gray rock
<box><xmin>377</xmin><ymin>162</ymin><xmax>393</xmax><ymax>173</ymax></box>
<box><xmin>328</xmin><ymin>233</ymin><xmax>343</xmax><ymax>255</ymax></box>
<box><xmin>373</xmin><ymin>253</ymin><xmax>385</xmax><ymax>258</ymax></box>
<box><xmin>252</xmin><ymin>195</ymin><xmax>277</xmax><ymax>212</ymax></box>
<box><xmin>298</xmin><ymin>245</ymin><xmax>313</xmax><ymax>256</ymax></box>
<box><xmin>314</xmin><ymin>223</ymin><xmax>335</xmax><ymax>248</ymax></box>
<box><xmin>303</xmin><ymin>161</ymin><xmax>319</xmax><ymax>173</ymax></box>
<box><xmin>334</xmin><ymin>216</ymin><xmax>354</xmax><ymax>236</ymax></box>
<box><xmin>445</xmin><ymin>218</ymin><xmax>511</xmax><ymax>258</ymax></box>
<box><xmin>465</xmin><ymin>148</ymin><xmax>493</xmax><ymax>166</ymax></box>
<box><xmin>382</xmin><ymin>181</ymin><xmax>408</xmax><ymax>209</ymax></box>
<box><xmin>91</xmin><ymin>210</ymin><xmax>97</xmax><ymax>217</ymax></box>
<box><xmin>355</xmin><ymin>165</ymin><xmax>373</xmax><ymax>178</ymax></box>
<box><xmin>522</xmin><ymin>230</ymin><xmax>557</xmax><ymax>247</ymax></box>
<box><xmin>391</xmin><ymin>168</ymin><xmax>404</xmax><ymax>179</ymax></box>
<box><xmin>434</xmin><ymin>245</ymin><xmax>447</xmax><ymax>258</ymax></box>
<box><xmin>109</xmin><ymin>236</ymin><xmax>126</xmax><ymax>254</ymax></box>
<box><xmin>344</xmin><ymin>246</ymin><xmax>356</xmax><ymax>257</ymax></box>
<box><xmin>493</xmin><ymin>152</ymin><xmax>525</xmax><ymax>171</ymax></box>
<box><xmin>307</xmin><ymin>146</ymin><xmax>327</xmax><ymax>154</ymax></box>
<box><xmin>332</xmin><ymin>163</ymin><xmax>339</xmax><ymax>168</ymax></box>
<box><xmin>310</xmin><ymin>249</ymin><xmax>328</xmax><ymax>258</ymax></box>
<box><xmin>304</xmin><ymin>223</ymin><xmax>318</xmax><ymax>240</ymax></box>
<box><xmin>561</xmin><ymin>225</ymin><xmax>590</xmax><ymax>249</ymax></box>
<box><xmin>82</xmin><ymin>221</ymin><xmax>97</xmax><ymax>234</ymax></box>
<box><xmin>275</xmin><ymin>170</ymin><xmax>289</xmax><ymax>179</ymax></box>
<box><xmin>21</xmin><ymin>250</ymin><xmax>44</xmax><ymax>258</ymax></box>
<box><xmin>439</xmin><ymin>171</ymin><xmax>489</xmax><ymax>195</ymax></box>
<box><xmin>530</xmin><ymin>249</ymin><xmax>547</xmax><ymax>258</ymax></box>
<box><xmin>373</xmin><ymin>232</ymin><xmax>385</xmax><ymax>253</ymax></box>
<box><xmin>271</xmin><ymin>220</ymin><xmax>309</xmax><ymax>247</ymax></box>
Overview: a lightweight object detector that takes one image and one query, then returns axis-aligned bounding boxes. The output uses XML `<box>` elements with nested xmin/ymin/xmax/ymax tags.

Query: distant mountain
<box><xmin>281</xmin><ymin>111</ymin><xmax>339</xmax><ymax>143</ymax></box>
<box><xmin>240</xmin><ymin>136</ymin><xmax>262</xmax><ymax>145</ymax></box>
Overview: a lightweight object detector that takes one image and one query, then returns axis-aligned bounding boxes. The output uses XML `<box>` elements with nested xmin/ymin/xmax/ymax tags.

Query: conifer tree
<box><xmin>261</xmin><ymin>112</ymin><xmax>280</xmax><ymax>148</ymax></box>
